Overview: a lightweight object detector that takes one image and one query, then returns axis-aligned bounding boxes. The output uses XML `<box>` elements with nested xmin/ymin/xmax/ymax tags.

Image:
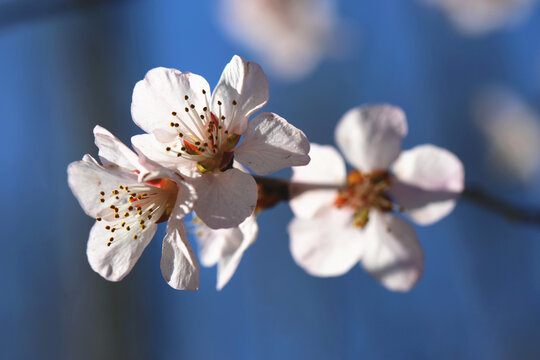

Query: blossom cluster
<box><xmin>68</xmin><ymin>55</ymin><xmax>464</xmax><ymax>292</ymax></box>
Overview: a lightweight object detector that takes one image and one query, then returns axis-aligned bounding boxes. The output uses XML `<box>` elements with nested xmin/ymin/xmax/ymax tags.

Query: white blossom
<box><xmin>288</xmin><ymin>105</ymin><xmax>464</xmax><ymax>291</ymax></box>
<box><xmin>218</xmin><ymin>0</ymin><xmax>340</xmax><ymax>80</ymax></box>
<box><xmin>474</xmin><ymin>87</ymin><xmax>540</xmax><ymax>182</ymax></box>
<box><xmin>68</xmin><ymin>126</ymin><xmax>199</xmax><ymax>290</ymax></box>
<box><xmin>423</xmin><ymin>0</ymin><xmax>538</xmax><ymax>35</ymax></box>
<box><xmin>131</xmin><ymin>55</ymin><xmax>310</xmax><ymax>229</ymax></box>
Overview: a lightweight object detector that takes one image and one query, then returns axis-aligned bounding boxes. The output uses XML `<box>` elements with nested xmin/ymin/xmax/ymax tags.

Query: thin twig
<box><xmin>462</xmin><ymin>187</ymin><xmax>540</xmax><ymax>225</ymax></box>
<box><xmin>0</xmin><ymin>0</ymin><xmax>129</xmax><ymax>30</ymax></box>
<box><xmin>254</xmin><ymin>176</ymin><xmax>540</xmax><ymax>226</ymax></box>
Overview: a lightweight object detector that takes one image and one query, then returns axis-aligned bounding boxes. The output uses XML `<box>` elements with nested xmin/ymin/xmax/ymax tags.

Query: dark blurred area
<box><xmin>1</xmin><ymin>0</ymin><xmax>539</xmax><ymax>359</ymax></box>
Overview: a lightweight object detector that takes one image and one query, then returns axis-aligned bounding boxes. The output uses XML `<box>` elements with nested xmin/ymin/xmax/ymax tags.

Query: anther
<box><xmin>232</xmin><ymin>100</ymin><xmax>237</xmax><ymax>105</ymax></box>
<box><xmin>203</xmin><ymin>107</ymin><xmax>207</xmax><ymax>111</ymax></box>
<box><xmin>100</xmin><ymin>191</ymin><xmax>105</xmax><ymax>196</ymax></box>
<box><xmin>100</xmin><ymin>198</ymin><xmax>105</xmax><ymax>203</ymax></box>
<box><xmin>166</xmin><ymin>147</ymin><xmax>171</xmax><ymax>151</ymax></box>
<box><xmin>172</xmin><ymin>111</ymin><xmax>177</xmax><ymax>116</ymax></box>
<box><xmin>184</xmin><ymin>95</ymin><xmax>189</xmax><ymax>100</ymax></box>
<box><xmin>170</xmin><ymin>122</ymin><xmax>175</xmax><ymax>127</ymax></box>
<box><xmin>96</xmin><ymin>217</ymin><xmax>102</xmax><ymax>221</ymax></box>
<box><xmin>105</xmin><ymin>225</ymin><xmax>111</xmax><ymax>230</ymax></box>
<box><xmin>217</xmin><ymin>100</ymin><xmax>222</xmax><ymax>106</ymax></box>
<box><xmin>133</xmin><ymin>234</ymin><xmax>138</xmax><ymax>239</ymax></box>
<box><xmin>190</xmin><ymin>104</ymin><xmax>195</xmax><ymax>109</ymax></box>
<box><xmin>202</xmin><ymin>89</ymin><xmax>206</xmax><ymax>94</ymax></box>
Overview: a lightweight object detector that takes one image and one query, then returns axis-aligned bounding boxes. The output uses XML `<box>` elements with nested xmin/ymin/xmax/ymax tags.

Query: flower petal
<box><xmin>235</xmin><ymin>112</ymin><xmax>310</xmax><ymax>175</ymax></box>
<box><xmin>289</xmin><ymin>144</ymin><xmax>345</xmax><ymax>219</ymax></box>
<box><xmin>67</xmin><ymin>156</ymin><xmax>138</xmax><ymax>218</ymax></box>
<box><xmin>216</xmin><ymin>214</ymin><xmax>258</xmax><ymax>290</ymax></box>
<box><xmin>288</xmin><ymin>206</ymin><xmax>365</xmax><ymax>277</ymax></box>
<box><xmin>160</xmin><ymin>215</ymin><xmax>199</xmax><ymax>290</ymax></box>
<box><xmin>131</xmin><ymin>67</ymin><xmax>211</xmax><ymax>136</ymax></box>
<box><xmin>211</xmin><ymin>55</ymin><xmax>269</xmax><ymax>134</ymax></box>
<box><xmin>391</xmin><ymin>144</ymin><xmax>464</xmax><ymax>226</ymax></box>
<box><xmin>192</xmin><ymin>168</ymin><xmax>257</xmax><ymax>229</ymax></box>
<box><xmin>361</xmin><ymin>211</ymin><xmax>423</xmax><ymax>292</ymax></box>
<box><xmin>131</xmin><ymin>134</ymin><xmax>198</xmax><ymax>177</ymax></box>
<box><xmin>87</xmin><ymin>220</ymin><xmax>157</xmax><ymax>281</ymax></box>
<box><xmin>93</xmin><ymin>126</ymin><xmax>140</xmax><ymax>171</ymax></box>
<box><xmin>335</xmin><ymin>105</ymin><xmax>408</xmax><ymax>171</ymax></box>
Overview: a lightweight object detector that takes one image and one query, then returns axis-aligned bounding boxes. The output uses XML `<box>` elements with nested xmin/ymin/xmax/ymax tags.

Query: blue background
<box><xmin>1</xmin><ymin>0</ymin><xmax>539</xmax><ymax>359</ymax></box>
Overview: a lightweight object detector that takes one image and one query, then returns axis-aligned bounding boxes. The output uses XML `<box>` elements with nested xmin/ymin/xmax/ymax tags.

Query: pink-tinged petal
<box><xmin>131</xmin><ymin>134</ymin><xmax>198</xmax><ymax>177</ymax></box>
<box><xmin>87</xmin><ymin>220</ymin><xmax>157</xmax><ymax>282</ymax></box>
<box><xmin>192</xmin><ymin>168</ymin><xmax>258</xmax><ymax>229</ymax></box>
<box><xmin>160</xmin><ymin>215</ymin><xmax>199</xmax><ymax>290</ymax></box>
<box><xmin>235</xmin><ymin>112</ymin><xmax>310</xmax><ymax>175</ymax></box>
<box><xmin>67</xmin><ymin>156</ymin><xmax>138</xmax><ymax>218</ymax></box>
<box><xmin>211</xmin><ymin>55</ymin><xmax>269</xmax><ymax>134</ymax></box>
<box><xmin>131</xmin><ymin>67</ymin><xmax>211</xmax><ymax>135</ymax></box>
<box><xmin>289</xmin><ymin>144</ymin><xmax>345</xmax><ymax>219</ymax></box>
<box><xmin>216</xmin><ymin>214</ymin><xmax>258</xmax><ymax>290</ymax></box>
<box><xmin>288</xmin><ymin>206</ymin><xmax>365</xmax><ymax>277</ymax></box>
<box><xmin>391</xmin><ymin>144</ymin><xmax>464</xmax><ymax>226</ymax></box>
<box><xmin>335</xmin><ymin>105</ymin><xmax>408</xmax><ymax>171</ymax></box>
<box><xmin>361</xmin><ymin>211</ymin><xmax>423</xmax><ymax>292</ymax></box>
<box><xmin>93</xmin><ymin>125</ymin><xmax>139</xmax><ymax>171</ymax></box>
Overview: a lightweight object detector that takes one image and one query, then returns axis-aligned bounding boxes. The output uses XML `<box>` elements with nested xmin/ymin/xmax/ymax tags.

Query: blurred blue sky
<box><xmin>1</xmin><ymin>0</ymin><xmax>539</xmax><ymax>359</ymax></box>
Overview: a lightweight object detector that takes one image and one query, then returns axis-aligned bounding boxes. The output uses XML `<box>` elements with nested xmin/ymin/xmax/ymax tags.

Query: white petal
<box><xmin>361</xmin><ymin>211</ymin><xmax>423</xmax><ymax>292</ymax></box>
<box><xmin>131</xmin><ymin>67</ymin><xmax>211</xmax><ymax>135</ymax></box>
<box><xmin>170</xmin><ymin>180</ymin><xmax>197</xmax><ymax>220</ymax></box>
<box><xmin>131</xmin><ymin>134</ymin><xmax>198</xmax><ymax>177</ymax></box>
<box><xmin>160</xmin><ymin>216</ymin><xmax>199</xmax><ymax>290</ymax></box>
<box><xmin>289</xmin><ymin>144</ymin><xmax>345</xmax><ymax>219</ymax></box>
<box><xmin>216</xmin><ymin>214</ymin><xmax>258</xmax><ymax>290</ymax></box>
<box><xmin>67</xmin><ymin>156</ymin><xmax>137</xmax><ymax>218</ymax></box>
<box><xmin>93</xmin><ymin>125</ymin><xmax>140</xmax><ymax>171</ymax></box>
<box><xmin>235</xmin><ymin>112</ymin><xmax>310</xmax><ymax>175</ymax></box>
<box><xmin>87</xmin><ymin>220</ymin><xmax>157</xmax><ymax>282</ymax></box>
<box><xmin>288</xmin><ymin>206</ymin><xmax>365</xmax><ymax>277</ymax></box>
<box><xmin>192</xmin><ymin>168</ymin><xmax>257</xmax><ymax>229</ymax></box>
<box><xmin>391</xmin><ymin>144</ymin><xmax>464</xmax><ymax>226</ymax></box>
<box><xmin>335</xmin><ymin>105</ymin><xmax>407</xmax><ymax>171</ymax></box>
<box><xmin>211</xmin><ymin>55</ymin><xmax>269</xmax><ymax>134</ymax></box>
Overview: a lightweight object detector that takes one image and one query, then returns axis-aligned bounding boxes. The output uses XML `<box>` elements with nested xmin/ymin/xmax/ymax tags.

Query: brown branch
<box><xmin>462</xmin><ymin>187</ymin><xmax>540</xmax><ymax>225</ymax></box>
<box><xmin>254</xmin><ymin>176</ymin><xmax>540</xmax><ymax>226</ymax></box>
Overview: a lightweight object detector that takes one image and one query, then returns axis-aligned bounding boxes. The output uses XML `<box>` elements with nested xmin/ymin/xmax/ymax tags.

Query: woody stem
<box><xmin>254</xmin><ymin>176</ymin><xmax>540</xmax><ymax>226</ymax></box>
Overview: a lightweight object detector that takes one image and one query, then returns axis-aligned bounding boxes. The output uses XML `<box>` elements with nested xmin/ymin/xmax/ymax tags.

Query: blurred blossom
<box><xmin>67</xmin><ymin>126</ymin><xmax>199</xmax><ymax>290</ymax></box>
<box><xmin>474</xmin><ymin>87</ymin><xmax>540</xmax><ymax>182</ymax></box>
<box><xmin>423</xmin><ymin>0</ymin><xmax>538</xmax><ymax>35</ymax></box>
<box><xmin>289</xmin><ymin>105</ymin><xmax>464</xmax><ymax>292</ymax></box>
<box><xmin>218</xmin><ymin>0</ymin><xmax>341</xmax><ymax>80</ymax></box>
<box><xmin>131</xmin><ymin>55</ymin><xmax>310</xmax><ymax>229</ymax></box>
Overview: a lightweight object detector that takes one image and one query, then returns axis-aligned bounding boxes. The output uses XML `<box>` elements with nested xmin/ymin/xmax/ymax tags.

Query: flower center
<box><xmin>163</xmin><ymin>91</ymin><xmax>242</xmax><ymax>173</ymax></box>
<box><xmin>334</xmin><ymin>170</ymin><xmax>393</xmax><ymax>228</ymax></box>
<box><xmin>95</xmin><ymin>178</ymin><xmax>178</xmax><ymax>246</ymax></box>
